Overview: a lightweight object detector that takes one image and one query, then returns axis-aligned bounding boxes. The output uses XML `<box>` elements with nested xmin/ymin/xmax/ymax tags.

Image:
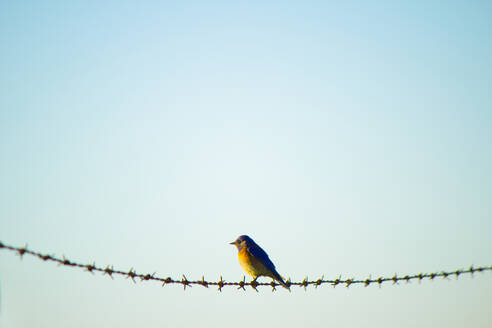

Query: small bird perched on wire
<box><xmin>230</xmin><ymin>235</ymin><xmax>290</xmax><ymax>290</ymax></box>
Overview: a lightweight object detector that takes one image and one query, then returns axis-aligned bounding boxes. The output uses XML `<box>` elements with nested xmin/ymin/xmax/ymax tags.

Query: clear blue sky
<box><xmin>1</xmin><ymin>1</ymin><xmax>491</xmax><ymax>327</ymax></box>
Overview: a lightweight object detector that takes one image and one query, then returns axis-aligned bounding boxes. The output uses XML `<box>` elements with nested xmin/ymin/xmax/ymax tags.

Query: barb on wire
<box><xmin>1</xmin><ymin>240</ymin><xmax>490</xmax><ymax>292</ymax></box>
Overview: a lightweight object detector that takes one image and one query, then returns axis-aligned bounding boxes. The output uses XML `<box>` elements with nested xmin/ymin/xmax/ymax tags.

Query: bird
<box><xmin>230</xmin><ymin>235</ymin><xmax>290</xmax><ymax>290</ymax></box>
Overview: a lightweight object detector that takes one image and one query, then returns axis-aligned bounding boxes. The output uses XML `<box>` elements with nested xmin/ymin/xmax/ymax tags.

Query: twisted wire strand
<box><xmin>1</xmin><ymin>240</ymin><xmax>490</xmax><ymax>292</ymax></box>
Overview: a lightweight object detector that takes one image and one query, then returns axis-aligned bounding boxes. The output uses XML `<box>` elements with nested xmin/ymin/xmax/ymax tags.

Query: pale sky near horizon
<box><xmin>1</xmin><ymin>1</ymin><xmax>491</xmax><ymax>327</ymax></box>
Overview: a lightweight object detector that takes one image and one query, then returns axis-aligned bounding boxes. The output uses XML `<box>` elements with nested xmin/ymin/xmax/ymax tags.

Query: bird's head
<box><xmin>229</xmin><ymin>235</ymin><xmax>254</xmax><ymax>250</ymax></box>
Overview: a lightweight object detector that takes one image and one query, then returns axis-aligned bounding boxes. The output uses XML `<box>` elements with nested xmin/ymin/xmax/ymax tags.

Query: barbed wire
<box><xmin>1</xmin><ymin>240</ymin><xmax>490</xmax><ymax>292</ymax></box>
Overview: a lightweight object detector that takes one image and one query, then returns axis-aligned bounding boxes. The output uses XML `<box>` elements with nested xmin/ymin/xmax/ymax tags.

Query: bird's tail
<box><xmin>271</xmin><ymin>271</ymin><xmax>290</xmax><ymax>291</ymax></box>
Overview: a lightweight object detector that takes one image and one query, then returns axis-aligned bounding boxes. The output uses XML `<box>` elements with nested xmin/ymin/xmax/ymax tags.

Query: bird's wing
<box><xmin>248</xmin><ymin>244</ymin><xmax>289</xmax><ymax>289</ymax></box>
<box><xmin>247</xmin><ymin>244</ymin><xmax>276</xmax><ymax>272</ymax></box>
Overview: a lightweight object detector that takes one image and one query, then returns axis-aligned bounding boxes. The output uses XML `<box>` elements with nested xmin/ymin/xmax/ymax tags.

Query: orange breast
<box><xmin>237</xmin><ymin>247</ymin><xmax>269</xmax><ymax>278</ymax></box>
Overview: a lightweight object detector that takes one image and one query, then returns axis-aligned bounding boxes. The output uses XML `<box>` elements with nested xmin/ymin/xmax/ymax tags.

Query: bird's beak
<box><xmin>229</xmin><ymin>241</ymin><xmax>236</xmax><ymax>245</ymax></box>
